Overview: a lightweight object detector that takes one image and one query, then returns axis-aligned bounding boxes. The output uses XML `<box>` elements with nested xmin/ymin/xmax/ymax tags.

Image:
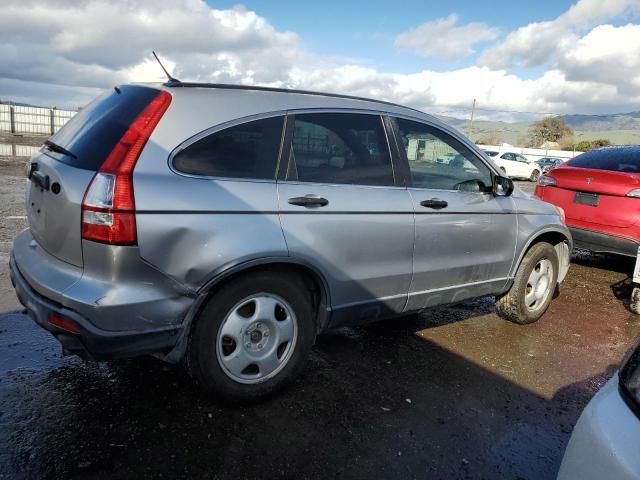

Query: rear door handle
<box><xmin>288</xmin><ymin>195</ymin><xmax>329</xmax><ymax>207</ymax></box>
<box><xmin>420</xmin><ymin>198</ymin><xmax>448</xmax><ymax>209</ymax></box>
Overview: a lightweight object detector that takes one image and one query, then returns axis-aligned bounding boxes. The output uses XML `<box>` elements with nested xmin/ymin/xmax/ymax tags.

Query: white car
<box><xmin>558</xmin><ymin>343</ymin><xmax>640</xmax><ymax>479</ymax></box>
<box><xmin>490</xmin><ymin>152</ymin><xmax>541</xmax><ymax>182</ymax></box>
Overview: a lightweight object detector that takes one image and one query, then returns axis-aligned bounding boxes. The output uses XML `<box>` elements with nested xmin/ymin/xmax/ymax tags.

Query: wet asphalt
<box><xmin>1</xmin><ymin>176</ymin><xmax>639</xmax><ymax>479</ymax></box>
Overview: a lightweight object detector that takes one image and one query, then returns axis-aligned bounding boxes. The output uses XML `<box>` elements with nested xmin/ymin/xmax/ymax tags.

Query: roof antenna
<box><xmin>152</xmin><ymin>51</ymin><xmax>180</xmax><ymax>83</ymax></box>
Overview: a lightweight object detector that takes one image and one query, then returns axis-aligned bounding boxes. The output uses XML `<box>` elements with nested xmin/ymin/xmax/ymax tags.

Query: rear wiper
<box><xmin>44</xmin><ymin>140</ymin><xmax>77</xmax><ymax>159</ymax></box>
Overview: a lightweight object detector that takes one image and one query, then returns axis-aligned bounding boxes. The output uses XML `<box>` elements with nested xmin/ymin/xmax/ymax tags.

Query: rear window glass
<box><xmin>568</xmin><ymin>148</ymin><xmax>640</xmax><ymax>173</ymax></box>
<box><xmin>47</xmin><ymin>85</ymin><xmax>161</xmax><ymax>171</ymax></box>
<box><xmin>172</xmin><ymin>116</ymin><xmax>284</xmax><ymax>179</ymax></box>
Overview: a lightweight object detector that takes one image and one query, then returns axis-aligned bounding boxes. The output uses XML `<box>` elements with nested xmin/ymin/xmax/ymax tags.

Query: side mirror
<box><xmin>494</xmin><ymin>176</ymin><xmax>514</xmax><ymax>197</ymax></box>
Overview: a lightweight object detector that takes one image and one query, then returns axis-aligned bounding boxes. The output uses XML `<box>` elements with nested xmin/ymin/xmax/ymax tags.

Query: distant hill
<box><xmin>560</xmin><ymin>112</ymin><xmax>640</xmax><ymax>132</ymax></box>
<box><xmin>436</xmin><ymin>112</ymin><xmax>640</xmax><ymax>146</ymax></box>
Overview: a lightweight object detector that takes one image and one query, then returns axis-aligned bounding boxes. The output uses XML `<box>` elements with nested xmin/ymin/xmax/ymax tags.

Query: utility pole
<box><xmin>468</xmin><ymin>98</ymin><xmax>476</xmax><ymax>139</ymax></box>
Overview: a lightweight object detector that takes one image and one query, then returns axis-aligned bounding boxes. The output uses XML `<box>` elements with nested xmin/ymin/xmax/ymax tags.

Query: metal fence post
<box><xmin>9</xmin><ymin>105</ymin><xmax>15</xmax><ymax>134</ymax></box>
<box><xmin>50</xmin><ymin>108</ymin><xmax>55</xmax><ymax>135</ymax></box>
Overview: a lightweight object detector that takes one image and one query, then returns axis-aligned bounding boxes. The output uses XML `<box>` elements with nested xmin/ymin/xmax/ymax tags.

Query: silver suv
<box><xmin>10</xmin><ymin>83</ymin><xmax>571</xmax><ymax>401</ymax></box>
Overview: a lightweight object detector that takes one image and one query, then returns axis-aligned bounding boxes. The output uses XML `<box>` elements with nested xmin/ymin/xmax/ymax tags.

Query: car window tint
<box><xmin>567</xmin><ymin>148</ymin><xmax>640</xmax><ymax>173</ymax></box>
<box><xmin>395</xmin><ymin>118</ymin><xmax>492</xmax><ymax>192</ymax></box>
<box><xmin>173</xmin><ymin>116</ymin><xmax>284</xmax><ymax>179</ymax></box>
<box><xmin>287</xmin><ymin>113</ymin><xmax>394</xmax><ymax>186</ymax></box>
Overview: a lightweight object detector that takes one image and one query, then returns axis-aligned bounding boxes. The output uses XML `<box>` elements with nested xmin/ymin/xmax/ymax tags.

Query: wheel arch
<box><xmin>511</xmin><ymin>228</ymin><xmax>572</xmax><ymax>283</ymax></box>
<box><xmin>159</xmin><ymin>257</ymin><xmax>332</xmax><ymax>363</ymax></box>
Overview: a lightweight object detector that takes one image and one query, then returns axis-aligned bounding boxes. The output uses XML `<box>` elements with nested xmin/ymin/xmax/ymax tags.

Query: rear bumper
<box><xmin>569</xmin><ymin>227</ymin><xmax>639</xmax><ymax>257</ymax></box>
<box><xmin>557</xmin><ymin>376</ymin><xmax>640</xmax><ymax>480</ymax></box>
<box><xmin>10</xmin><ymin>252</ymin><xmax>182</xmax><ymax>360</ymax></box>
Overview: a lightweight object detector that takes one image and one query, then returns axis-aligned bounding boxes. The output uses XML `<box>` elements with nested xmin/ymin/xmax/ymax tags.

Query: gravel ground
<box><xmin>0</xmin><ymin>173</ymin><xmax>638</xmax><ymax>479</ymax></box>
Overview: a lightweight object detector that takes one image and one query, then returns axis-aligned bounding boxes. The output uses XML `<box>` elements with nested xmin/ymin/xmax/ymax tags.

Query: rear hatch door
<box><xmin>25</xmin><ymin>85</ymin><xmax>162</xmax><ymax>267</ymax></box>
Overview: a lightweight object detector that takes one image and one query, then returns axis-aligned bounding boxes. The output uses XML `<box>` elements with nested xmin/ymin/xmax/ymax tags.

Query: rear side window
<box><xmin>173</xmin><ymin>116</ymin><xmax>284</xmax><ymax>179</ymax></box>
<box><xmin>287</xmin><ymin>113</ymin><xmax>394</xmax><ymax>186</ymax></box>
<box><xmin>568</xmin><ymin>148</ymin><xmax>640</xmax><ymax>173</ymax></box>
<box><xmin>47</xmin><ymin>85</ymin><xmax>162</xmax><ymax>171</ymax></box>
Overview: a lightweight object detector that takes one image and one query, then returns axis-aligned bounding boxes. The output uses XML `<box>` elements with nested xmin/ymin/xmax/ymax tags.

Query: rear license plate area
<box><xmin>574</xmin><ymin>192</ymin><xmax>599</xmax><ymax>206</ymax></box>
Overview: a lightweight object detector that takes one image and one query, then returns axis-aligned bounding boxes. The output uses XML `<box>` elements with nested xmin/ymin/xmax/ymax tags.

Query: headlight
<box><xmin>537</xmin><ymin>175</ymin><xmax>557</xmax><ymax>186</ymax></box>
<box><xmin>619</xmin><ymin>341</ymin><xmax>640</xmax><ymax>417</ymax></box>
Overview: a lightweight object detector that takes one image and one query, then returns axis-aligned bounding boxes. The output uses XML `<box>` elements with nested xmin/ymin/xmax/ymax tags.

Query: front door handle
<box><xmin>288</xmin><ymin>195</ymin><xmax>329</xmax><ymax>207</ymax></box>
<box><xmin>420</xmin><ymin>198</ymin><xmax>448</xmax><ymax>209</ymax></box>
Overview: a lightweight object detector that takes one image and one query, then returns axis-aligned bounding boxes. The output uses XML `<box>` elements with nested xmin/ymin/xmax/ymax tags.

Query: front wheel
<box><xmin>496</xmin><ymin>242</ymin><xmax>559</xmax><ymax>324</ymax></box>
<box><xmin>186</xmin><ymin>272</ymin><xmax>316</xmax><ymax>402</ymax></box>
<box><xmin>530</xmin><ymin>169</ymin><xmax>540</xmax><ymax>182</ymax></box>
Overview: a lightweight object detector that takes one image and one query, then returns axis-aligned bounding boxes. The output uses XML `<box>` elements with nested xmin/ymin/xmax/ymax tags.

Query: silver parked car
<box><xmin>10</xmin><ymin>83</ymin><xmax>571</xmax><ymax>401</ymax></box>
<box><xmin>558</xmin><ymin>342</ymin><xmax>640</xmax><ymax>479</ymax></box>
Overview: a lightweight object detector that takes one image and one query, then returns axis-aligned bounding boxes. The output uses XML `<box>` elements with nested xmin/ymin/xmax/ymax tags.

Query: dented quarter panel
<box><xmin>133</xmin><ymin>171</ymin><xmax>288</xmax><ymax>290</ymax></box>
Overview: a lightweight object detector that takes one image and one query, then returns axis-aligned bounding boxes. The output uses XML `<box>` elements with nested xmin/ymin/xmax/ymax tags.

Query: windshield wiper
<box><xmin>44</xmin><ymin>140</ymin><xmax>77</xmax><ymax>159</ymax></box>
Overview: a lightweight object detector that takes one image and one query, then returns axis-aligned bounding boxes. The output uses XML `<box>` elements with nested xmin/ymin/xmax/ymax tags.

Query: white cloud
<box><xmin>559</xmin><ymin>23</ymin><xmax>640</xmax><ymax>95</ymax></box>
<box><xmin>0</xmin><ymin>0</ymin><xmax>639</xmax><ymax>118</ymax></box>
<box><xmin>394</xmin><ymin>14</ymin><xmax>499</xmax><ymax>59</ymax></box>
<box><xmin>479</xmin><ymin>0</ymin><xmax>640</xmax><ymax>69</ymax></box>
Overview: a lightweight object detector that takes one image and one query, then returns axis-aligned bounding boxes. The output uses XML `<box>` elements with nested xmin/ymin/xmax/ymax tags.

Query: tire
<box><xmin>496</xmin><ymin>242</ymin><xmax>559</xmax><ymax>325</ymax></box>
<box><xmin>530</xmin><ymin>169</ymin><xmax>540</xmax><ymax>182</ymax></box>
<box><xmin>631</xmin><ymin>286</ymin><xmax>640</xmax><ymax>315</ymax></box>
<box><xmin>186</xmin><ymin>271</ymin><xmax>316</xmax><ymax>402</ymax></box>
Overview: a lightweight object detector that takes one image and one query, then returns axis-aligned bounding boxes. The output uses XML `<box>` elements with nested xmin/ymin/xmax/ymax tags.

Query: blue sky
<box><xmin>208</xmin><ymin>0</ymin><xmax>576</xmax><ymax>75</ymax></box>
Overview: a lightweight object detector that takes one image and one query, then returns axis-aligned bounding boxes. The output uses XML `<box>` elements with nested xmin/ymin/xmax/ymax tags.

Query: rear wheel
<box><xmin>186</xmin><ymin>272</ymin><xmax>316</xmax><ymax>402</ymax></box>
<box><xmin>496</xmin><ymin>242</ymin><xmax>558</xmax><ymax>324</ymax></box>
<box><xmin>530</xmin><ymin>169</ymin><xmax>540</xmax><ymax>182</ymax></box>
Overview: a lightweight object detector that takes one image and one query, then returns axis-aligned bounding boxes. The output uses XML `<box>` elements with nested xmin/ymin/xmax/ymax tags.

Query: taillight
<box><xmin>537</xmin><ymin>175</ymin><xmax>557</xmax><ymax>187</ymax></box>
<box><xmin>82</xmin><ymin>90</ymin><xmax>171</xmax><ymax>245</ymax></box>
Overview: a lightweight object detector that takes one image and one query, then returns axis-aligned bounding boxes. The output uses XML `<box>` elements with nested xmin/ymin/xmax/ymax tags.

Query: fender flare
<box><xmin>510</xmin><ymin>226</ymin><xmax>572</xmax><ymax>278</ymax></box>
<box><xmin>159</xmin><ymin>256</ymin><xmax>333</xmax><ymax>363</ymax></box>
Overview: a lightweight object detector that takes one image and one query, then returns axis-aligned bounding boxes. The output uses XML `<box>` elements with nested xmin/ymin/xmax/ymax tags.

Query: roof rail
<box><xmin>163</xmin><ymin>80</ymin><xmax>424</xmax><ymax>114</ymax></box>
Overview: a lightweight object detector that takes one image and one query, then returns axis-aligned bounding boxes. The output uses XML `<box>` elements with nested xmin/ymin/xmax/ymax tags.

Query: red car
<box><xmin>534</xmin><ymin>146</ymin><xmax>640</xmax><ymax>312</ymax></box>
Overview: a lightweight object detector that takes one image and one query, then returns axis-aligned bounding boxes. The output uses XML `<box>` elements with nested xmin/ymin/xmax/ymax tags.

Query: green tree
<box><xmin>573</xmin><ymin>139</ymin><xmax>613</xmax><ymax>152</ymax></box>
<box><xmin>528</xmin><ymin>117</ymin><xmax>574</xmax><ymax>147</ymax></box>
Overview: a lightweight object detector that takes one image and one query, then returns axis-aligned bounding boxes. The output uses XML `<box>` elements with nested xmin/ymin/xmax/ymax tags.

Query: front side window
<box><xmin>287</xmin><ymin>113</ymin><xmax>394</xmax><ymax>186</ymax></box>
<box><xmin>173</xmin><ymin>116</ymin><xmax>284</xmax><ymax>179</ymax></box>
<box><xmin>501</xmin><ymin>153</ymin><xmax>515</xmax><ymax>161</ymax></box>
<box><xmin>515</xmin><ymin>154</ymin><xmax>529</xmax><ymax>163</ymax></box>
<box><xmin>395</xmin><ymin>118</ymin><xmax>492</xmax><ymax>192</ymax></box>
